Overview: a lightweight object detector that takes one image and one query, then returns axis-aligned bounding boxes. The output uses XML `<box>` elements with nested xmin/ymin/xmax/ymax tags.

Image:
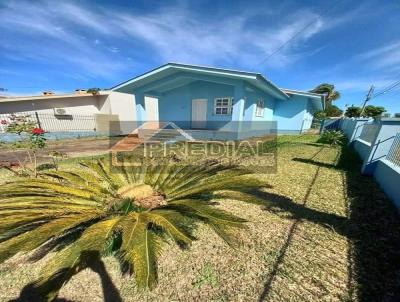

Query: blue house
<box><xmin>112</xmin><ymin>63</ymin><xmax>324</xmax><ymax>137</ymax></box>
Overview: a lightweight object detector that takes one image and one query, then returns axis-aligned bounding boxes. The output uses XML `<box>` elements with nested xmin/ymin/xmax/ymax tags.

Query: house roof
<box><xmin>281</xmin><ymin>88</ymin><xmax>325</xmax><ymax>111</ymax></box>
<box><xmin>111</xmin><ymin>63</ymin><xmax>292</xmax><ymax>100</ymax></box>
<box><xmin>0</xmin><ymin>91</ymin><xmax>110</xmax><ymax>103</ymax></box>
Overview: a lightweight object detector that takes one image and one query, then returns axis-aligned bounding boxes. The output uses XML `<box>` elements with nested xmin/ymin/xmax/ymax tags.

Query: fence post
<box><xmin>34</xmin><ymin>111</ymin><xmax>42</xmax><ymax>129</ymax></box>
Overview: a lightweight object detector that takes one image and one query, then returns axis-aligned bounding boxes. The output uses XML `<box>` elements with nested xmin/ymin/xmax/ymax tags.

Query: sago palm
<box><xmin>0</xmin><ymin>157</ymin><xmax>269</xmax><ymax>301</ymax></box>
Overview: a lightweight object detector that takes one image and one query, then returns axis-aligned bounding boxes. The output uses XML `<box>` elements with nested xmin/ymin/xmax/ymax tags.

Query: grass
<box><xmin>1</xmin><ymin>134</ymin><xmax>400</xmax><ymax>301</ymax></box>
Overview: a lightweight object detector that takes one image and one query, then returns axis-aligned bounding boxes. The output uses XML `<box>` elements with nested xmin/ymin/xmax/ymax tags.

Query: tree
<box><xmin>86</xmin><ymin>88</ymin><xmax>101</xmax><ymax>95</ymax></box>
<box><xmin>344</xmin><ymin>105</ymin><xmax>386</xmax><ymax>118</ymax></box>
<box><xmin>362</xmin><ymin>105</ymin><xmax>386</xmax><ymax>118</ymax></box>
<box><xmin>0</xmin><ymin>158</ymin><xmax>269</xmax><ymax>300</ymax></box>
<box><xmin>313</xmin><ymin>105</ymin><xmax>343</xmax><ymax>119</ymax></box>
<box><xmin>324</xmin><ymin>104</ymin><xmax>343</xmax><ymax>117</ymax></box>
<box><xmin>345</xmin><ymin>106</ymin><xmax>362</xmax><ymax>118</ymax></box>
<box><xmin>310</xmin><ymin>83</ymin><xmax>341</xmax><ymax>106</ymax></box>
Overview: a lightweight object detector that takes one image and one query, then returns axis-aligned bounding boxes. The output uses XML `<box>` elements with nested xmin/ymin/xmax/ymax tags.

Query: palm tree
<box><xmin>310</xmin><ymin>83</ymin><xmax>341</xmax><ymax>106</ymax></box>
<box><xmin>0</xmin><ymin>158</ymin><xmax>268</xmax><ymax>301</ymax></box>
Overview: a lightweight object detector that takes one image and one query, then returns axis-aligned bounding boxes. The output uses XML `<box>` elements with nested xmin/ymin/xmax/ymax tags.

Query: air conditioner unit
<box><xmin>53</xmin><ymin>108</ymin><xmax>70</xmax><ymax>115</ymax></box>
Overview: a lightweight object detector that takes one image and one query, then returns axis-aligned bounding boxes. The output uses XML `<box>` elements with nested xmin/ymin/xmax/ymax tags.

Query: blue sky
<box><xmin>1</xmin><ymin>0</ymin><xmax>400</xmax><ymax>113</ymax></box>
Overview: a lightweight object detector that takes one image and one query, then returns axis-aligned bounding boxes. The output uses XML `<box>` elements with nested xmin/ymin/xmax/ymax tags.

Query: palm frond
<box><xmin>147</xmin><ymin>209</ymin><xmax>193</xmax><ymax>245</ymax></box>
<box><xmin>169</xmin><ymin>200</ymin><xmax>247</xmax><ymax>226</ymax></box>
<box><xmin>168</xmin><ymin>175</ymin><xmax>267</xmax><ymax>200</ymax></box>
<box><xmin>0</xmin><ymin>211</ymin><xmax>103</xmax><ymax>263</ymax></box>
<box><xmin>42</xmin><ymin>170</ymin><xmax>107</xmax><ymax>195</ymax></box>
<box><xmin>34</xmin><ymin>217</ymin><xmax>122</xmax><ymax>301</ymax></box>
<box><xmin>120</xmin><ymin>212</ymin><xmax>161</xmax><ymax>289</ymax></box>
<box><xmin>0</xmin><ymin>180</ymin><xmax>98</xmax><ymax>200</ymax></box>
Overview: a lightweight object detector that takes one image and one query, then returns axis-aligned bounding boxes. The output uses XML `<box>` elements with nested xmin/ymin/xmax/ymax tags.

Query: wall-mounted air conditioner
<box><xmin>53</xmin><ymin>108</ymin><xmax>70</xmax><ymax>115</ymax></box>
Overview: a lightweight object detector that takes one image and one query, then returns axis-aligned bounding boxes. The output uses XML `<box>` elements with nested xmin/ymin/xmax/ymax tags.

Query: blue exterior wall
<box><xmin>159</xmin><ymin>80</ymin><xmax>234</xmax><ymax>124</ymax></box>
<box><xmin>126</xmin><ymin>70</ymin><xmax>319</xmax><ymax>133</ymax></box>
<box><xmin>374</xmin><ymin>160</ymin><xmax>400</xmax><ymax>208</ymax></box>
<box><xmin>353</xmin><ymin>139</ymin><xmax>372</xmax><ymax>161</ymax></box>
<box><xmin>243</xmin><ymin>83</ymin><xmax>275</xmax><ymax>122</ymax></box>
<box><xmin>362</xmin><ymin>120</ymin><xmax>400</xmax><ymax>175</ymax></box>
<box><xmin>325</xmin><ymin>118</ymin><xmax>371</xmax><ymax>143</ymax></box>
<box><xmin>337</xmin><ymin>117</ymin><xmax>400</xmax><ymax>209</ymax></box>
<box><xmin>273</xmin><ymin>96</ymin><xmax>308</xmax><ymax>133</ymax></box>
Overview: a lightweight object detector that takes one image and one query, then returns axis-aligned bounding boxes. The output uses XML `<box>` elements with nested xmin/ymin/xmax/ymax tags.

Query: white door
<box><xmin>145</xmin><ymin>96</ymin><xmax>159</xmax><ymax>122</ymax></box>
<box><xmin>192</xmin><ymin>99</ymin><xmax>207</xmax><ymax>129</ymax></box>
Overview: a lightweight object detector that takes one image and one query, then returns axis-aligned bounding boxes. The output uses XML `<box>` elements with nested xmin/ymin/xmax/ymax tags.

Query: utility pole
<box><xmin>360</xmin><ymin>85</ymin><xmax>375</xmax><ymax>117</ymax></box>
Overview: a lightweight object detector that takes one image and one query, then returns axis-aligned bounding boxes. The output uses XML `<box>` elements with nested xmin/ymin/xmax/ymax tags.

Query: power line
<box><xmin>256</xmin><ymin>0</ymin><xmax>343</xmax><ymax>67</ymax></box>
<box><xmin>257</xmin><ymin>20</ymin><xmax>318</xmax><ymax>66</ymax></box>
<box><xmin>372</xmin><ymin>79</ymin><xmax>400</xmax><ymax>99</ymax></box>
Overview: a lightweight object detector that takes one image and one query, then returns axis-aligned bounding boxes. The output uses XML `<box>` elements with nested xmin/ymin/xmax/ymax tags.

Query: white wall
<box><xmin>108</xmin><ymin>91</ymin><xmax>136</xmax><ymax>121</ymax></box>
<box><xmin>0</xmin><ymin>92</ymin><xmax>137</xmax><ymax>134</ymax></box>
<box><xmin>0</xmin><ymin>95</ymin><xmax>104</xmax><ymax>115</ymax></box>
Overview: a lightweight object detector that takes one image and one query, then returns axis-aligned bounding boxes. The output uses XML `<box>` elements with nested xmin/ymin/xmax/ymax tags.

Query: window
<box><xmin>255</xmin><ymin>99</ymin><xmax>265</xmax><ymax>117</ymax></box>
<box><xmin>214</xmin><ymin>97</ymin><xmax>232</xmax><ymax>115</ymax></box>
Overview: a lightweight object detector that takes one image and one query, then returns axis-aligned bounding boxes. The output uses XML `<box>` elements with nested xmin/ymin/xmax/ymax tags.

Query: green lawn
<box><xmin>1</xmin><ymin>134</ymin><xmax>399</xmax><ymax>301</ymax></box>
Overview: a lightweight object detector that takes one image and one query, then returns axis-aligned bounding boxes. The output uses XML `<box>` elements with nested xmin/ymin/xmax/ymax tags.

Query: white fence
<box><xmin>359</xmin><ymin>123</ymin><xmax>380</xmax><ymax>143</ymax></box>
<box><xmin>0</xmin><ymin>111</ymin><xmax>96</xmax><ymax>133</ymax></box>
<box><xmin>387</xmin><ymin>133</ymin><xmax>400</xmax><ymax>166</ymax></box>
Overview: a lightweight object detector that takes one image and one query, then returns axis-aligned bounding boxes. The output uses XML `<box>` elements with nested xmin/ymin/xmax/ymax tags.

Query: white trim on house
<box><xmin>111</xmin><ymin>63</ymin><xmax>290</xmax><ymax>100</ymax></box>
<box><xmin>280</xmin><ymin>88</ymin><xmax>325</xmax><ymax>111</ymax></box>
<box><xmin>214</xmin><ymin>97</ymin><xmax>233</xmax><ymax>115</ymax></box>
<box><xmin>280</xmin><ymin>88</ymin><xmax>323</xmax><ymax>99</ymax></box>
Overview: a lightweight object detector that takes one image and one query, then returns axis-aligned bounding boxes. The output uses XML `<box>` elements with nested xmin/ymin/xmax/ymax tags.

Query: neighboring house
<box><xmin>112</xmin><ymin>63</ymin><xmax>324</xmax><ymax>136</ymax></box>
<box><xmin>0</xmin><ymin>91</ymin><xmax>136</xmax><ymax>135</ymax></box>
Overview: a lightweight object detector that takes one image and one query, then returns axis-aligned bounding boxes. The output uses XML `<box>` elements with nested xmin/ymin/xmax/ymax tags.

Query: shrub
<box><xmin>319</xmin><ymin>130</ymin><xmax>345</xmax><ymax>146</ymax></box>
<box><xmin>0</xmin><ymin>158</ymin><xmax>270</xmax><ymax>300</ymax></box>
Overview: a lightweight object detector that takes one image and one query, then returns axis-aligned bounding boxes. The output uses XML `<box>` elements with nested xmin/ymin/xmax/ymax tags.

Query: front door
<box><xmin>145</xmin><ymin>96</ymin><xmax>159</xmax><ymax>122</ymax></box>
<box><xmin>144</xmin><ymin>96</ymin><xmax>159</xmax><ymax>129</ymax></box>
<box><xmin>191</xmin><ymin>99</ymin><xmax>207</xmax><ymax>129</ymax></box>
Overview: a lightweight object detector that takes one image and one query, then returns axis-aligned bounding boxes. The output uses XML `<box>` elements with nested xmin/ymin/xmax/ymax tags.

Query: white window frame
<box><xmin>214</xmin><ymin>97</ymin><xmax>233</xmax><ymax>115</ymax></box>
<box><xmin>255</xmin><ymin>99</ymin><xmax>265</xmax><ymax>117</ymax></box>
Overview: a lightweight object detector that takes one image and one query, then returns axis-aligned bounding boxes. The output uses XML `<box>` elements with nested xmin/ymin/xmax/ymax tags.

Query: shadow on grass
<box><xmin>9</xmin><ymin>256</ymin><xmax>122</xmax><ymax>302</ymax></box>
<box><xmin>292</xmin><ymin>157</ymin><xmax>337</xmax><ymax>170</ymax></box>
<box><xmin>8</xmin><ymin>283</ymin><xmax>74</xmax><ymax>302</ymax></box>
<box><xmin>257</xmin><ymin>144</ymin><xmax>400</xmax><ymax>301</ymax></box>
<box><xmin>258</xmin><ymin>156</ymin><xmax>323</xmax><ymax>301</ymax></box>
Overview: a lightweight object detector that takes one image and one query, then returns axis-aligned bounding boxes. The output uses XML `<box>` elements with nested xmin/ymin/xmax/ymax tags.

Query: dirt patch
<box><xmin>0</xmin><ymin>137</ymin><xmax>111</xmax><ymax>165</ymax></box>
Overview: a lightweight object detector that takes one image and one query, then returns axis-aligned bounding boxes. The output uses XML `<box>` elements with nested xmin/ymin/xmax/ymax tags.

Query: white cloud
<box><xmin>103</xmin><ymin>7</ymin><xmax>328</xmax><ymax>68</ymax></box>
<box><xmin>333</xmin><ymin>78</ymin><xmax>395</xmax><ymax>91</ymax></box>
<box><xmin>0</xmin><ymin>0</ymin><xmax>358</xmax><ymax>80</ymax></box>
<box><xmin>108</xmin><ymin>47</ymin><xmax>120</xmax><ymax>53</ymax></box>
<box><xmin>356</xmin><ymin>41</ymin><xmax>400</xmax><ymax>72</ymax></box>
<box><xmin>0</xmin><ymin>1</ymin><xmax>133</xmax><ymax>79</ymax></box>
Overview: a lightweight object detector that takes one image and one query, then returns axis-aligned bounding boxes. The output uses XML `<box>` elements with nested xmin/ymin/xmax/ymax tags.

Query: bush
<box><xmin>319</xmin><ymin>130</ymin><xmax>345</xmax><ymax>146</ymax></box>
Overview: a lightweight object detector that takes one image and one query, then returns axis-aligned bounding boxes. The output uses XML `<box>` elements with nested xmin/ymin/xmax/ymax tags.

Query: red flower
<box><xmin>32</xmin><ymin>127</ymin><xmax>45</xmax><ymax>135</ymax></box>
<box><xmin>0</xmin><ymin>120</ymin><xmax>7</xmax><ymax>125</ymax></box>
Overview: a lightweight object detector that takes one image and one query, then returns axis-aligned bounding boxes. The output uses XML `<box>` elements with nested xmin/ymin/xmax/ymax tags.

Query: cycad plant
<box><xmin>319</xmin><ymin>130</ymin><xmax>346</xmax><ymax>146</ymax></box>
<box><xmin>0</xmin><ymin>158</ymin><xmax>268</xmax><ymax>301</ymax></box>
